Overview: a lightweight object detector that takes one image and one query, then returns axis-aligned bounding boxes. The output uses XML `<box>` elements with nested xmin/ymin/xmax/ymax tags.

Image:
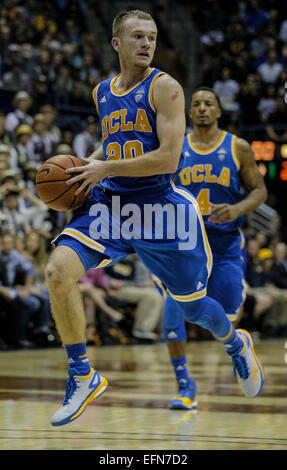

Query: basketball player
<box><xmin>164</xmin><ymin>87</ymin><xmax>267</xmax><ymax>409</ymax></box>
<box><xmin>46</xmin><ymin>10</ymin><xmax>264</xmax><ymax>426</ymax></box>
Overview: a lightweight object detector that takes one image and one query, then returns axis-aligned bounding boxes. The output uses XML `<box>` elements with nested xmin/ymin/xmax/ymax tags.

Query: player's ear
<box><xmin>217</xmin><ymin>106</ymin><xmax>222</xmax><ymax>119</ymax></box>
<box><xmin>111</xmin><ymin>37</ymin><xmax>120</xmax><ymax>52</ymax></box>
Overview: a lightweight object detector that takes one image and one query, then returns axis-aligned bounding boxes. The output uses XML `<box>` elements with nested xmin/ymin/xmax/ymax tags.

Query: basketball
<box><xmin>36</xmin><ymin>154</ymin><xmax>87</xmax><ymax>211</ymax></box>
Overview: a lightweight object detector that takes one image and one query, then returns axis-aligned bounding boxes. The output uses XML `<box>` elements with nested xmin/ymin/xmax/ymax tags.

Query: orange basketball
<box><xmin>36</xmin><ymin>155</ymin><xmax>87</xmax><ymax>211</ymax></box>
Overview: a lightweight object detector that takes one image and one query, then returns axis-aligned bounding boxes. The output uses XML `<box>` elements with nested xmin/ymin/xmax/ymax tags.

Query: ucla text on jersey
<box><xmin>175</xmin><ymin>131</ymin><xmax>247</xmax><ymax>232</ymax></box>
<box><xmin>93</xmin><ymin>67</ymin><xmax>182</xmax><ymax>193</ymax></box>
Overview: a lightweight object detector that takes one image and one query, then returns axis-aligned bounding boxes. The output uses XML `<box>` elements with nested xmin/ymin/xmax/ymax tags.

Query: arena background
<box><xmin>0</xmin><ymin>0</ymin><xmax>287</xmax><ymax>348</ymax></box>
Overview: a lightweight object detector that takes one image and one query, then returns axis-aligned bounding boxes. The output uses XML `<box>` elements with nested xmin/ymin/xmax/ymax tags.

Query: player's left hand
<box><xmin>208</xmin><ymin>203</ymin><xmax>241</xmax><ymax>224</ymax></box>
<box><xmin>65</xmin><ymin>159</ymin><xmax>109</xmax><ymax>195</ymax></box>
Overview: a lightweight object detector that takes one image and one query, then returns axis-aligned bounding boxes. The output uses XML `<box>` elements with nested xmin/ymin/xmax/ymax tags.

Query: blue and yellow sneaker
<box><xmin>169</xmin><ymin>378</ymin><xmax>198</xmax><ymax>410</ymax></box>
<box><xmin>227</xmin><ymin>329</ymin><xmax>264</xmax><ymax>398</ymax></box>
<box><xmin>51</xmin><ymin>368</ymin><xmax>108</xmax><ymax>426</ymax></box>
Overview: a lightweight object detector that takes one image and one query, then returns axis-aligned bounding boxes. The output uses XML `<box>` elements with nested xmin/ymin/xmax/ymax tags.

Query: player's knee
<box><xmin>45</xmin><ymin>246</ymin><xmax>85</xmax><ymax>287</ymax></box>
<box><xmin>45</xmin><ymin>259</ymin><xmax>64</xmax><ymax>285</ymax></box>
<box><xmin>45</xmin><ymin>255</ymin><xmax>78</xmax><ymax>287</ymax></box>
<box><xmin>177</xmin><ymin>298</ymin><xmax>202</xmax><ymax>324</ymax></box>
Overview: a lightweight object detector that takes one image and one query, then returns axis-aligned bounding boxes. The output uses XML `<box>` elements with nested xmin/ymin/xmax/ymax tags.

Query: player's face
<box><xmin>189</xmin><ymin>91</ymin><xmax>221</xmax><ymax>127</ymax></box>
<box><xmin>113</xmin><ymin>18</ymin><xmax>157</xmax><ymax>69</ymax></box>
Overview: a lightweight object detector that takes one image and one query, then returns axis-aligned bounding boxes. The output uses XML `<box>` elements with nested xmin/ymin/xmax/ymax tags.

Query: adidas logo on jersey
<box><xmin>134</xmin><ymin>86</ymin><xmax>145</xmax><ymax>103</ymax></box>
<box><xmin>217</xmin><ymin>147</ymin><xmax>227</xmax><ymax>161</ymax></box>
<box><xmin>100</xmin><ymin>96</ymin><xmax>107</xmax><ymax>103</ymax></box>
<box><xmin>196</xmin><ymin>281</ymin><xmax>204</xmax><ymax>290</ymax></box>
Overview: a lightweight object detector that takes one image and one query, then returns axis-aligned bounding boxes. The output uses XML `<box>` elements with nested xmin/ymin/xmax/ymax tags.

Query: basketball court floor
<box><xmin>0</xmin><ymin>337</ymin><xmax>286</xmax><ymax>451</ymax></box>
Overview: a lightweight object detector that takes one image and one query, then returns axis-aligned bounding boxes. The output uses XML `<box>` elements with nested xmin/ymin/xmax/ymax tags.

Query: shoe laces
<box><xmin>177</xmin><ymin>378</ymin><xmax>196</xmax><ymax>398</ymax></box>
<box><xmin>63</xmin><ymin>376</ymin><xmax>79</xmax><ymax>405</ymax></box>
<box><xmin>232</xmin><ymin>356</ymin><xmax>249</xmax><ymax>380</ymax></box>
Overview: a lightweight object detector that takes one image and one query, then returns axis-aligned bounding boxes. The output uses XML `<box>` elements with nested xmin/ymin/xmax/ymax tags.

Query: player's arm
<box><xmin>65</xmin><ymin>75</ymin><xmax>185</xmax><ymax>194</ymax></box>
<box><xmin>208</xmin><ymin>138</ymin><xmax>267</xmax><ymax>224</ymax></box>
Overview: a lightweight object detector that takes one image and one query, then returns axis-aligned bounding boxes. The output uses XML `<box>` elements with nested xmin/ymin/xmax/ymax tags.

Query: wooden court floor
<box><xmin>0</xmin><ymin>337</ymin><xmax>286</xmax><ymax>451</ymax></box>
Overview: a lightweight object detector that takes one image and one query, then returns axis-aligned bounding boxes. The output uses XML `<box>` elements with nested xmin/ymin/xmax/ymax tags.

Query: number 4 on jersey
<box><xmin>197</xmin><ymin>188</ymin><xmax>211</xmax><ymax>215</ymax></box>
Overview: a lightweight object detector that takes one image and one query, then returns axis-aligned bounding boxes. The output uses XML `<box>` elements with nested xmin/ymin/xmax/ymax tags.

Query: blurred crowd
<box><xmin>242</xmin><ymin>231</ymin><xmax>287</xmax><ymax>338</ymax></box>
<box><xmin>0</xmin><ymin>0</ymin><xmax>118</xmax><ymax>109</ymax></box>
<box><xmin>0</xmin><ymin>0</ymin><xmax>287</xmax><ymax>350</ymax></box>
<box><xmin>191</xmin><ymin>0</ymin><xmax>287</xmax><ymax>139</ymax></box>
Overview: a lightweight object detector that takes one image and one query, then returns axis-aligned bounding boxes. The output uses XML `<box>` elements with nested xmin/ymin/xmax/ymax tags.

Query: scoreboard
<box><xmin>251</xmin><ymin>140</ymin><xmax>287</xmax><ymax>184</ymax></box>
<box><xmin>251</xmin><ymin>140</ymin><xmax>287</xmax><ymax>237</ymax></box>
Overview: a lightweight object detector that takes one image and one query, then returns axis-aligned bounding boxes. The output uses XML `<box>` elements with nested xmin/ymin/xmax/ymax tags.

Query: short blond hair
<box><xmin>112</xmin><ymin>9</ymin><xmax>156</xmax><ymax>36</ymax></box>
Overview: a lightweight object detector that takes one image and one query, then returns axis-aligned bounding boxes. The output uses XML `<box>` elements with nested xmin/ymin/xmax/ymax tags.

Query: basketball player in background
<box><xmin>164</xmin><ymin>88</ymin><xmax>267</xmax><ymax>409</ymax></box>
<box><xmin>45</xmin><ymin>10</ymin><xmax>264</xmax><ymax>427</ymax></box>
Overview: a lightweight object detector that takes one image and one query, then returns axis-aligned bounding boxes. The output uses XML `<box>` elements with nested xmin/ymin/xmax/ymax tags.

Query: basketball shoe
<box><xmin>169</xmin><ymin>377</ymin><xmax>198</xmax><ymax>410</ymax></box>
<box><xmin>226</xmin><ymin>329</ymin><xmax>264</xmax><ymax>398</ymax></box>
<box><xmin>51</xmin><ymin>368</ymin><xmax>108</xmax><ymax>426</ymax></box>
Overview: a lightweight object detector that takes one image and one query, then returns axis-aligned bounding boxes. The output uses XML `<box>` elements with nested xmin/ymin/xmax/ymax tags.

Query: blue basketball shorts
<box><xmin>52</xmin><ymin>182</ymin><xmax>213</xmax><ymax>301</ymax></box>
<box><xmin>163</xmin><ymin>228</ymin><xmax>247</xmax><ymax>342</ymax></box>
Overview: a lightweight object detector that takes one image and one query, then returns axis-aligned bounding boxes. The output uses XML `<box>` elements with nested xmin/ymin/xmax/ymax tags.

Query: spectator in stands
<box><xmin>250</xmin><ymin>29</ymin><xmax>269</xmax><ymax>64</ymax></box>
<box><xmin>0</xmin><ymin>144</ymin><xmax>18</xmax><ymax>171</ymax></box>
<box><xmin>5</xmin><ymin>90</ymin><xmax>33</xmax><ymax>134</ymax></box>
<box><xmin>1</xmin><ymin>43</ymin><xmax>31</xmax><ymax>91</ymax></box>
<box><xmin>213</xmin><ymin>67</ymin><xmax>240</xmax><ymax>112</ymax></box>
<box><xmin>23</xmin><ymin>231</ymin><xmax>47</xmax><ymax>283</ymax></box>
<box><xmin>1</xmin><ymin>188</ymin><xmax>28</xmax><ymax>239</ymax></box>
<box><xmin>68</xmin><ymin>80</ymin><xmax>91</xmax><ymax>108</ymax></box>
<box><xmin>20</xmin><ymin>43</ymin><xmax>36</xmax><ymax>78</ymax></box>
<box><xmin>0</xmin><ymin>114</ymin><xmax>12</xmax><ymax>145</ymax></box>
<box><xmin>78</xmin><ymin>268</ymin><xmax>124</xmax><ymax>343</ymax></box>
<box><xmin>30</xmin><ymin>75</ymin><xmax>52</xmax><ymax>114</ymax></box>
<box><xmin>56</xmin><ymin>143</ymin><xmax>73</xmax><ymax>155</ymax></box>
<box><xmin>246</xmin><ymin>240</ymin><xmax>271</xmax><ymax>287</ymax></box>
<box><xmin>243</xmin><ymin>0</ymin><xmax>270</xmax><ymax>33</ymax></box>
<box><xmin>101</xmin><ymin>61</ymin><xmax>118</xmax><ymax>80</ymax></box>
<box><xmin>49</xmin><ymin>45</ymin><xmax>64</xmax><ymax>80</ymax></box>
<box><xmin>79</xmin><ymin>50</ymin><xmax>100</xmax><ymax>83</ymax></box>
<box><xmin>269</xmin><ymin>242</ymin><xmax>287</xmax><ymax>289</ymax></box>
<box><xmin>257</xmin><ymin>84</ymin><xmax>277</xmax><ymax>122</ymax></box>
<box><xmin>276</xmin><ymin>70</ymin><xmax>287</xmax><ymax>98</ymax></box>
<box><xmin>266</xmin><ymin>96</ymin><xmax>287</xmax><ymax>143</ymax></box>
<box><xmin>21</xmin><ymin>161</ymin><xmax>39</xmax><ymax>197</ymax></box>
<box><xmin>257</xmin><ymin>50</ymin><xmax>284</xmax><ymax>84</ymax></box>
<box><xmin>53</xmin><ymin>65</ymin><xmax>74</xmax><ymax>106</ymax></box>
<box><xmin>237</xmin><ymin>73</ymin><xmax>262</xmax><ymax>125</ymax></box>
<box><xmin>40</xmin><ymin>105</ymin><xmax>61</xmax><ymax>152</ymax></box>
<box><xmin>246</xmin><ymin>240</ymin><xmax>287</xmax><ymax>336</ymax></box>
<box><xmin>201</xmin><ymin>56</ymin><xmax>223</xmax><ymax>88</ymax></box>
<box><xmin>0</xmin><ymin>168</ymin><xmax>21</xmax><ymax>193</ymax></box>
<box><xmin>0</xmin><ymin>20</ymin><xmax>11</xmax><ymax>72</ymax></box>
<box><xmin>0</xmin><ymin>232</ymin><xmax>50</xmax><ymax>347</ymax></box>
<box><xmin>73</xmin><ymin>116</ymin><xmax>100</xmax><ymax>158</ymax></box>
<box><xmin>255</xmin><ymin>231</ymin><xmax>269</xmax><ymax>249</ymax></box>
<box><xmin>0</xmin><ymin>179</ymin><xmax>48</xmax><ymax>238</ymax></box>
<box><xmin>59</xmin><ymin>129</ymin><xmax>74</xmax><ymax>149</ymax></box>
<box><xmin>20</xmin><ymin>230</ymin><xmax>54</xmax><ymax>345</ymax></box>
<box><xmin>0</xmin><ymin>152</ymin><xmax>11</xmax><ymax>173</ymax></box>
<box><xmin>13</xmin><ymin>124</ymin><xmax>34</xmax><ymax>170</ymax></box>
<box><xmin>31</xmin><ymin>48</ymin><xmax>51</xmax><ymax>83</ymax></box>
<box><xmin>28</xmin><ymin>113</ymin><xmax>53</xmax><ymax>163</ymax></box>
<box><xmin>105</xmin><ymin>255</ymin><xmax>164</xmax><ymax>341</ymax></box>
<box><xmin>279</xmin><ymin>18</ymin><xmax>287</xmax><ymax>41</ymax></box>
